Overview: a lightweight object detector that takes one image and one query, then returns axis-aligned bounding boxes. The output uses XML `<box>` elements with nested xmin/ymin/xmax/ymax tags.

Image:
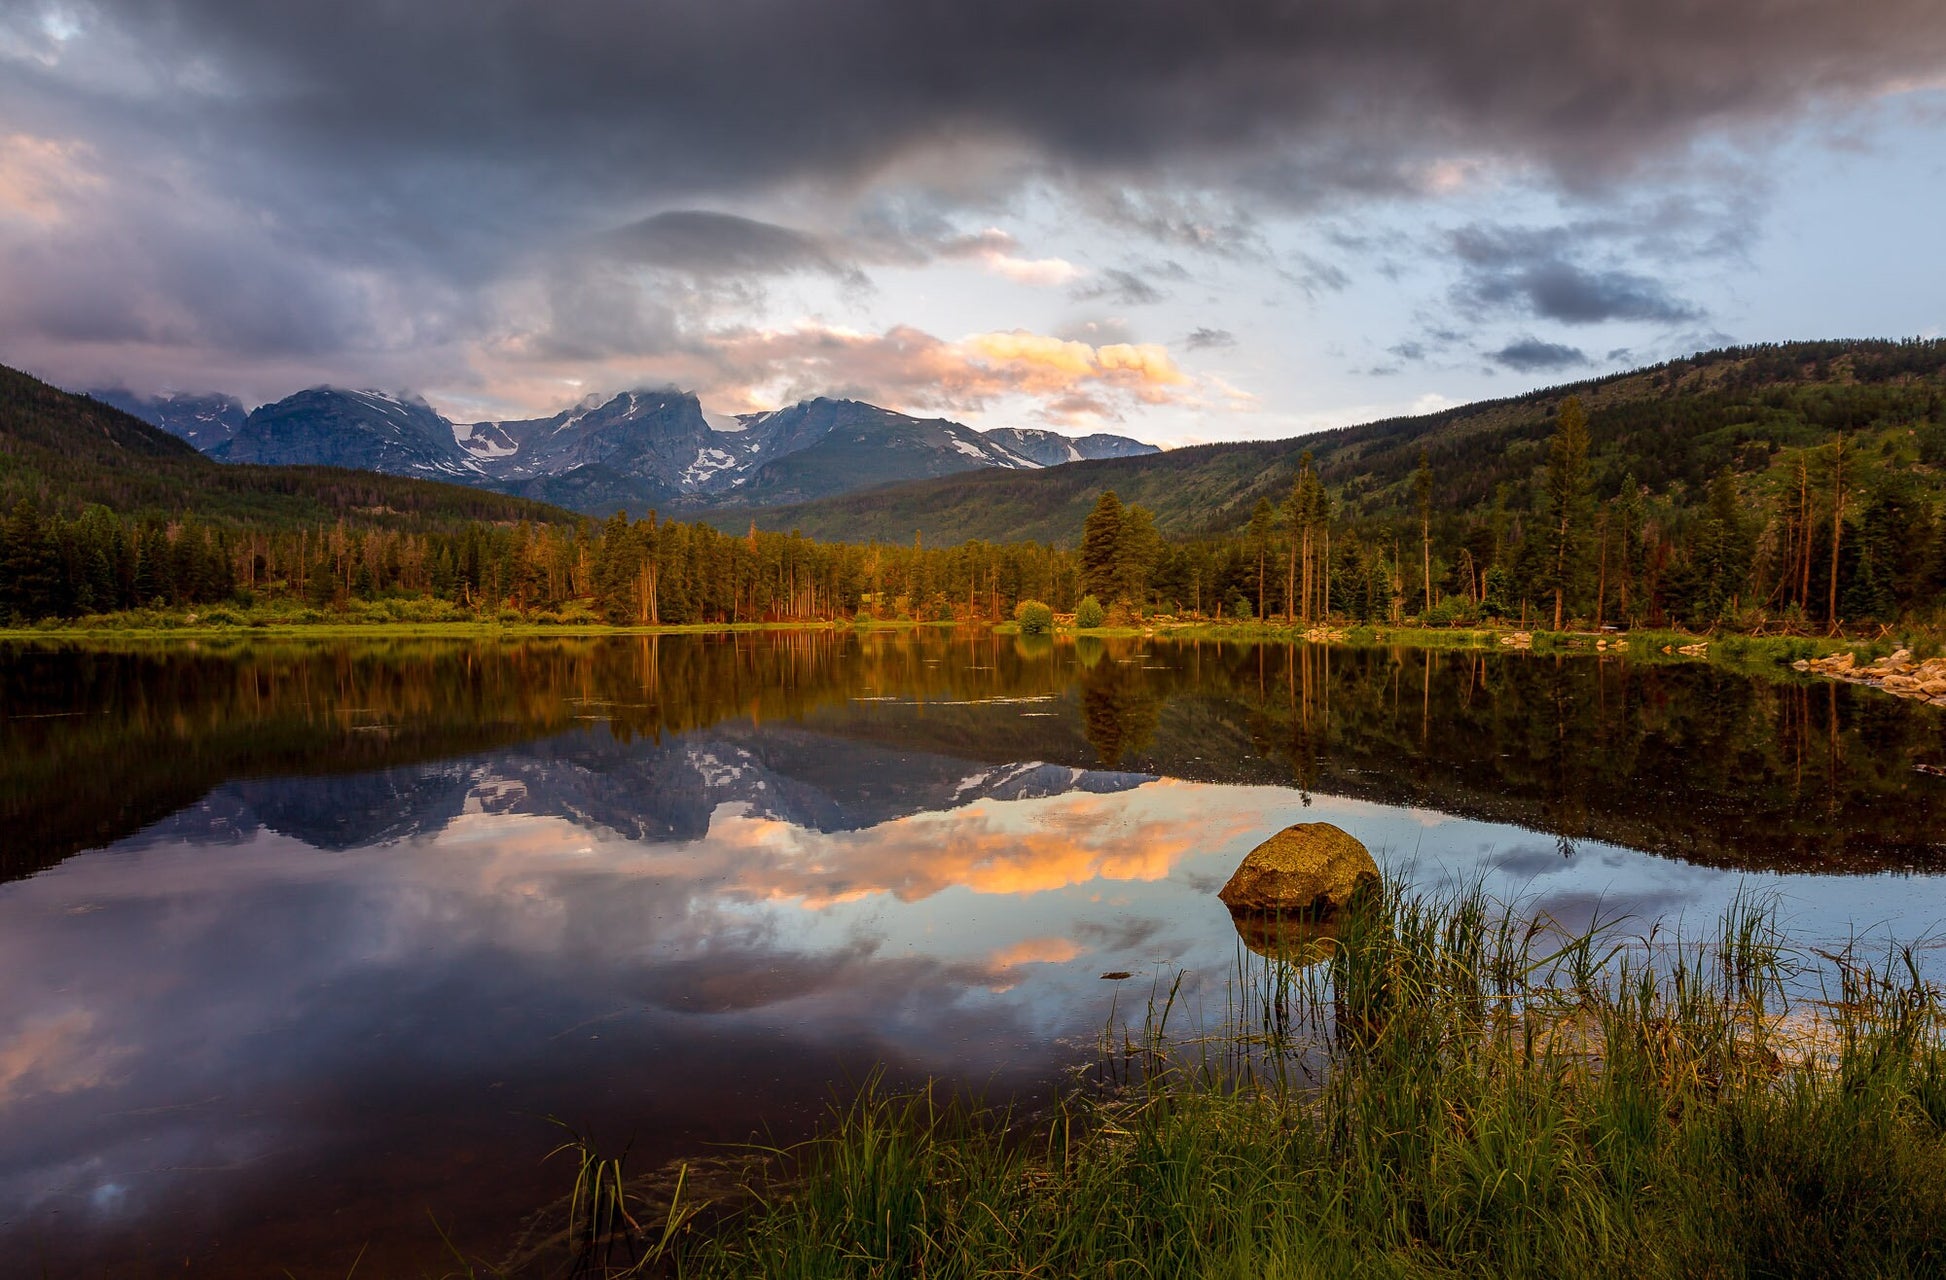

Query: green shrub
<box><xmin>1014</xmin><ymin>599</ymin><xmax>1054</xmax><ymax>635</ymax></box>
<box><xmin>1074</xmin><ymin>595</ymin><xmax>1106</xmax><ymax>628</ymax></box>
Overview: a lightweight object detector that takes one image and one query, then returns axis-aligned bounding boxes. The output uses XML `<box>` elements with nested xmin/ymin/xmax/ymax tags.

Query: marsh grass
<box><xmin>615</xmin><ymin>884</ymin><xmax>1946</xmax><ymax>1279</ymax></box>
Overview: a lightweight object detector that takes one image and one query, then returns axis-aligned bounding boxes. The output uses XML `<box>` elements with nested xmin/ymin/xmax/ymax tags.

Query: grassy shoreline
<box><xmin>524</xmin><ymin>887</ymin><xmax>1946</xmax><ymax>1279</ymax></box>
<box><xmin>4</xmin><ymin>610</ymin><xmax>1932</xmax><ymax>683</ymax></box>
<box><xmin>0</xmin><ymin>616</ymin><xmax>959</xmax><ymax>641</ymax></box>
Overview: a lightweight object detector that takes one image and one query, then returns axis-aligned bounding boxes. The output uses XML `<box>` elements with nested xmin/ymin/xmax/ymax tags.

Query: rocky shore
<box><xmin>1795</xmin><ymin>649</ymin><xmax>1946</xmax><ymax>706</ymax></box>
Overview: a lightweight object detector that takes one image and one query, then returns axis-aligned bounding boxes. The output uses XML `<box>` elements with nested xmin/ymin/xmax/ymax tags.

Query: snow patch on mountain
<box><xmin>682</xmin><ymin>447</ymin><xmax>739</xmax><ymax>488</ymax></box>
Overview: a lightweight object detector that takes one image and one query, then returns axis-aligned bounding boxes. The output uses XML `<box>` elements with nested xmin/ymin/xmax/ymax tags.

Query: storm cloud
<box><xmin>1451</xmin><ymin>225</ymin><xmax>1704</xmax><ymax>325</ymax></box>
<box><xmin>599</xmin><ymin>211</ymin><xmax>862</xmax><ymax>282</ymax></box>
<box><xmin>21</xmin><ymin>0</ymin><xmax>1945</xmax><ymax>206</ymax></box>
<box><xmin>1490</xmin><ymin>338</ymin><xmax>1590</xmax><ymax>372</ymax></box>
<box><xmin>2</xmin><ymin>0</ymin><xmax>1943</xmax><ymax>419</ymax></box>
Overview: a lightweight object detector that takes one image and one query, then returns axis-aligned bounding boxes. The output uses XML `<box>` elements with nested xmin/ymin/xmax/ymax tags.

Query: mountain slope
<box><xmin>468</xmin><ymin>390</ymin><xmax>711</xmax><ymax>513</ymax></box>
<box><xmin>0</xmin><ymin>364</ymin><xmax>569</xmax><ymax>526</ymax></box>
<box><xmin>457</xmin><ymin>394</ymin><xmax>1051</xmax><ymax>512</ymax></box>
<box><xmin>713</xmin><ymin>340</ymin><xmax>1946</xmax><ymax>545</ymax></box>
<box><xmin>728</xmin><ymin>399</ymin><xmax>1037</xmax><ymax>506</ymax></box>
<box><xmin>983</xmin><ymin>427</ymin><xmax>1160</xmax><ymax>466</ymax></box>
<box><xmin>88</xmin><ymin>389</ymin><xmax>248</xmax><ymax>450</ymax></box>
<box><xmin>216</xmin><ymin>387</ymin><xmax>482</xmax><ymax>480</ymax></box>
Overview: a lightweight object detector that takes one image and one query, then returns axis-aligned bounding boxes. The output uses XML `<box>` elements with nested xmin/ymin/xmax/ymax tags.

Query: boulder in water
<box><xmin>1218</xmin><ymin>822</ymin><xmax>1379</xmax><ymax>917</ymax></box>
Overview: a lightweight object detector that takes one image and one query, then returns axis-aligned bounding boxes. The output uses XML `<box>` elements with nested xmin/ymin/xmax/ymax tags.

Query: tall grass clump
<box><xmin>585</xmin><ymin>885</ymin><xmax>1946</xmax><ymax>1279</ymax></box>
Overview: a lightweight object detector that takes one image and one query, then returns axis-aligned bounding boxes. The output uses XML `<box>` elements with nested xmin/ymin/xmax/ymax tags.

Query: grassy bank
<box><xmin>0</xmin><ymin>602</ymin><xmax>968</xmax><ymax>640</ymax></box>
<box><xmin>535</xmin><ymin>887</ymin><xmax>1946</xmax><ymax>1279</ymax></box>
<box><xmin>6</xmin><ymin>607</ymin><xmax>1936</xmax><ymax>684</ymax></box>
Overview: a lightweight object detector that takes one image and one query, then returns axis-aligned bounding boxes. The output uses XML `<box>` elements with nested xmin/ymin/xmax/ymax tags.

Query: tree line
<box><xmin>1067</xmin><ymin>394</ymin><xmax>1946</xmax><ymax>631</ymax></box>
<box><xmin>0</xmin><ymin>498</ymin><xmax>1079</xmax><ymax>626</ymax></box>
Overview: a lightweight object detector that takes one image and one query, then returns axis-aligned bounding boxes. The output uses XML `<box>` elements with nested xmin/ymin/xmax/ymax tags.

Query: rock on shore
<box><xmin>1794</xmin><ymin>649</ymin><xmax>1946</xmax><ymax>706</ymax></box>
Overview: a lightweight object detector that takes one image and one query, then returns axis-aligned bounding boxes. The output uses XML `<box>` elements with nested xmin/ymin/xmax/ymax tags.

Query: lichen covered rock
<box><xmin>1218</xmin><ymin>822</ymin><xmax>1379</xmax><ymax>917</ymax></box>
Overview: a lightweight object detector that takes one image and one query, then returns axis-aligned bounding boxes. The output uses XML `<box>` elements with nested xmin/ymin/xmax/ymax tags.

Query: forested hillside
<box><xmin>726</xmin><ymin>339</ymin><xmax>1946</xmax><ymax>542</ymax></box>
<box><xmin>715</xmin><ymin>340</ymin><xmax>1946</xmax><ymax>629</ymax></box>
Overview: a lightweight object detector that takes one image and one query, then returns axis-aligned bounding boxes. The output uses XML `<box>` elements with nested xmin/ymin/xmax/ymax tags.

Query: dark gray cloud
<box><xmin>1073</xmin><ymin>268</ymin><xmax>1167</xmax><ymax>306</ymax></box>
<box><xmin>41</xmin><ymin>0</ymin><xmax>1944</xmax><ymax>207</ymax></box>
<box><xmin>600</xmin><ymin>211</ymin><xmax>861</xmax><ymax>283</ymax></box>
<box><xmin>1490</xmin><ymin>338</ymin><xmax>1590</xmax><ymax>372</ymax></box>
<box><xmin>1451</xmin><ymin>225</ymin><xmax>1703</xmax><ymax>325</ymax></box>
<box><xmin>1185</xmin><ymin>327</ymin><xmax>1237</xmax><ymax>350</ymax></box>
<box><xmin>4</xmin><ymin>0</ymin><xmax>1943</xmax><ymax>400</ymax></box>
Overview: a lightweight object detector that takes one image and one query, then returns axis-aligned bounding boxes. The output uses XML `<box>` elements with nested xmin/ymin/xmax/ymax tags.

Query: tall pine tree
<box><xmin>1081</xmin><ymin>490</ymin><xmax>1125</xmax><ymax>601</ymax></box>
<box><xmin>1545</xmin><ymin>397</ymin><xmax>1591</xmax><ymax>630</ymax></box>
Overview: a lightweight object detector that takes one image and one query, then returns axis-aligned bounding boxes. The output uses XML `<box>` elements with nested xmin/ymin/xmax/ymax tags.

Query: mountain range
<box><xmin>89</xmin><ymin>384</ymin><xmax>1159</xmax><ymax>518</ymax></box>
<box><xmin>0</xmin><ymin>364</ymin><xmax>564</xmax><ymax>529</ymax></box>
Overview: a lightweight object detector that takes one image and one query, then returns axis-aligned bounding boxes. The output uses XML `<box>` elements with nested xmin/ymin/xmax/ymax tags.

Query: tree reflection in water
<box><xmin>4</xmin><ymin>630</ymin><xmax>1945</xmax><ymax>883</ymax></box>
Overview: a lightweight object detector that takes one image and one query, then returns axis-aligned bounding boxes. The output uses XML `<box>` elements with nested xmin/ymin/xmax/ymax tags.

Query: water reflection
<box><xmin>1</xmin><ymin>631</ymin><xmax>1944</xmax><ymax>1276</ymax></box>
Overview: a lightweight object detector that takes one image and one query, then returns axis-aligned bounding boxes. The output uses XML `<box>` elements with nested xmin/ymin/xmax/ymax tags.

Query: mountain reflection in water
<box><xmin>1</xmin><ymin>630</ymin><xmax>1944</xmax><ymax>1277</ymax></box>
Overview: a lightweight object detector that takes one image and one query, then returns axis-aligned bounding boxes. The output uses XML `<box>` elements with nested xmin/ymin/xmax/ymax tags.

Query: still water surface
<box><xmin>3</xmin><ymin>631</ymin><xmax>1945</xmax><ymax>1275</ymax></box>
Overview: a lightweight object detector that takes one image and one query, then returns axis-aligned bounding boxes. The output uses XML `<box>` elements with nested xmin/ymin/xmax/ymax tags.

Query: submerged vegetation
<box><xmin>543</xmin><ymin>886</ymin><xmax>1946</xmax><ymax>1279</ymax></box>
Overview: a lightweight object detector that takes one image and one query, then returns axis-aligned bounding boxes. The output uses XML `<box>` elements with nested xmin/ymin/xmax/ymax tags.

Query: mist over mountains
<box><xmin>89</xmin><ymin>384</ymin><xmax>1158</xmax><ymax>518</ymax></box>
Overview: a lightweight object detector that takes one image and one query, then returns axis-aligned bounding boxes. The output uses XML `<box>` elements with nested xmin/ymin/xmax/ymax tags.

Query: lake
<box><xmin>3</xmin><ymin>630</ymin><xmax>1944</xmax><ymax>1276</ymax></box>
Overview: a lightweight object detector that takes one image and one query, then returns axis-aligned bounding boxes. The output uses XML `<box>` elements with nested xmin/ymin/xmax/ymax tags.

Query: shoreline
<box><xmin>0</xmin><ymin>614</ymin><xmax>1918</xmax><ymax>659</ymax></box>
<box><xmin>5</xmin><ymin>615</ymin><xmax>1939</xmax><ymax>700</ymax></box>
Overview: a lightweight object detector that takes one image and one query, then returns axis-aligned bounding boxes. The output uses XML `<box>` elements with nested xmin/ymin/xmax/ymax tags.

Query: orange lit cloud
<box><xmin>423</xmin><ymin>780</ymin><xmax>1286</xmax><ymax>914</ymax></box>
<box><xmin>665</xmin><ymin>782</ymin><xmax>1276</xmax><ymax>907</ymax></box>
<box><xmin>713</xmin><ymin>323</ymin><xmax>1191</xmax><ymax>425</ymax></box>
<box><xmin>471</xmin><ymin>318</ymin><xmax>1198</xmax><ymax>427</ymax></box>
<box><xmin>932</xmin><ymin>226</ymin><xmax>1084</xmax><ymax>286</ymax></box>
<box><xmin>971</xmin><ymin>251</ymin><xmax>1084</xmax><ymax>287</ymax></box>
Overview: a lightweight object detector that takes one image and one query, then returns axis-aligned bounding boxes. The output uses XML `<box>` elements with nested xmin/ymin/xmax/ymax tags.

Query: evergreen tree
<box><xmin>0</xmin><ymin>499</ymin><xmax>62</xmax><ymax>620</ymax></box>
<box><xmin>1247</xmin><ymin>497</ymin><xmax>1275</xmax><ymax>620</ymax></box>
<box><xmin>1081</xmin><ymin>490</ymin><xmax>1125</xmax><ymax>601</ymax></box>
<box><xmin>1115</xmin><ymin>504</ymin><xmax>1161</xmax><ymax>607</ymax></box>
<box><xmin>1612</xmin><ymin>474</ymin><xmax>1645</xmax><ymax>626</ymax></box>
<box><xmin>1545</xmin><ymin>397</ymin><xmax>1591</xmax><ymax>629</ymax></box>
<box><xmin>1414</xmin><ymin>449</ymin><xmax>1433</xmax><ymax>614</ymax></box>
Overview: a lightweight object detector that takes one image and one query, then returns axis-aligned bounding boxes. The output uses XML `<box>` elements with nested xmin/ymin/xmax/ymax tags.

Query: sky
<box><xmin>1</xmin><ymin>1</ymin><xmax>1944</xmax><ymax>445</ymax></box>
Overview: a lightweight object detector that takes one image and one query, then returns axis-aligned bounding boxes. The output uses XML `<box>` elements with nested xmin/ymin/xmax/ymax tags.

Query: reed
<box><xmin>571</xmin><ymin>886</ymin><xmax>1946</xmax><ymax>1278</ymax></box>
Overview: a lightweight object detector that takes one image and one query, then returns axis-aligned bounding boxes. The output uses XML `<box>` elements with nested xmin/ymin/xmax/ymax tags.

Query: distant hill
<box><xmin>715</xmin><ymin>340</ymin><xmax>1946</xmax><ymax>545</ymax></box>
<box><xmin>0</xmin><ymin>364</ymin><xmax>570</xmax><ymax>527</ymax></box>
<box><xmin>72</xmin><ymin>379</ymin><xmax>1154</xmax><ymax>517</ymax></box>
